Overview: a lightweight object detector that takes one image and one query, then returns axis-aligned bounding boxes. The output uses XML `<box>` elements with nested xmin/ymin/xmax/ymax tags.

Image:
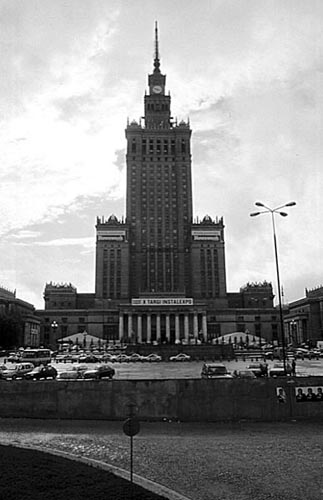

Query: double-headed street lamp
<box><xmin>250</xmin><ymin>201</ymin><xmax>296</xmax><ymax>375</ymax></box>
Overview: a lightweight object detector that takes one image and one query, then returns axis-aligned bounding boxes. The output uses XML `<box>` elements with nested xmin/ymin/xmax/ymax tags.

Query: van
<box><xmin>1</xmin><ymin>362</ymin><xmax>34</xmax><ymax>380</ymax></box>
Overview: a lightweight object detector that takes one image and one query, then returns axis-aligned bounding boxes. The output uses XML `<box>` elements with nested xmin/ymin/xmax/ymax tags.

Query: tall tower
<box><xmin>126</xmin><ymin>22</ymin><xmax>193</xmax><ymax>297</ymax></box>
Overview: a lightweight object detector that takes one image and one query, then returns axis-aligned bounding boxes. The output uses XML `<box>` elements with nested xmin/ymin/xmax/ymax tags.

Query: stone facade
<box><xmin>284</xmin><ymin>286</ymin><xmax>323</xmax><ymax>346</ymax></box>
<box><xmin>36</xmin><ymin>26</ymin><xmax>281</xmax><ymax>348</ymax></box>
<box><xmin>0</xmin><ymin>286</ymin><xmax>40</xmax><ymax>347</ymax></box>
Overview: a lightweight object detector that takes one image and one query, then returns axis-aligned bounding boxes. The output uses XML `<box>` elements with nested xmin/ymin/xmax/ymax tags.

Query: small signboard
<box><xmin>123</xmin><ymin>417</ymin><xmax>140</xmax><ymax>437</ymax></box>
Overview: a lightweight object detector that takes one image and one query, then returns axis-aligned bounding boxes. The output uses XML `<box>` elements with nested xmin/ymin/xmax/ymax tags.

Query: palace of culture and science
<box><xmin>37</xmin><ymin>25</ymin><xmax>280</xmax><ymax>347</ymax></box>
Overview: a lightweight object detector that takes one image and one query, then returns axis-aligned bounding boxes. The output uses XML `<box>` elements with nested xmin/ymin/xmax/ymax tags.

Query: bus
<box><xmin>20</xmin><ymin>349</ymin><xmax>52</xmax><ymax>366</ymax></box>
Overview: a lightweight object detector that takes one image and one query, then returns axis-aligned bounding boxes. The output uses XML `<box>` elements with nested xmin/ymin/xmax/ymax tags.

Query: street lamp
<box><xmin>290</xmin><ymin>320</ymin><xmax>297</xmax><ymax>346</ymax></box>
<box><xmin>250</xmin><ymin>201</ymin><xmax>296</xmax><ymax>375</ymax></box>
<box><xmin>51</xmin><ymin>321</ymin><xmax>58</xmax><ymax>350</ymax></box>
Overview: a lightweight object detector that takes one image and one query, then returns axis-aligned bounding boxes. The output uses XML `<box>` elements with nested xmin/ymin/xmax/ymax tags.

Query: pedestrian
<box><xmin>291</xmin><ymin>359</ymin><xmax>296</xmax><ymax>376</ymax></box>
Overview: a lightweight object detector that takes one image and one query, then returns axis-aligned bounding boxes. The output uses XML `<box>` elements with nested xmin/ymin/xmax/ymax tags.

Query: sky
<box><xmin>0</xmin><ymin>0</ymin><xmax>322</xmax><ymax>309</ymax></box>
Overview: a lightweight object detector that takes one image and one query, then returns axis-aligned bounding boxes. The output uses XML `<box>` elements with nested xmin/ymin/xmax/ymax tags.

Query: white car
<box><xmin>169</xmin><ymin>353</ymin><xmax>191</xmax><ymax>362</ymax></box>
<box><xmin>128</xmin><ymin>353</ymin><xmax>144</xmax><ymax>362</ymax></box>
<box><xmin>1</xmin><ymin>362</ymin><xmax>35</xmax><ymax>380</ymax></box>
<box><xmin>269</xmin><ymin>363</ymin><xmax>292</xmax><ymax>377</ymax></box>
<box><xmin>57</xmin><ymin>365</ymin><xmax>88</xmax><ymax>380</ymax></box>
<box><xmin>142</xmin><ymin>353</ymin><xmax>162</xmax><ymax>362</ymax></box>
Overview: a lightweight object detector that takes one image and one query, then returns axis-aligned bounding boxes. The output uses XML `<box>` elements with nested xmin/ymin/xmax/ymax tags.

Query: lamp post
<box><xmin>290</xmin><ymin>320</ymin><xmax>297</xmax><ymax>346</ymax></box>
<box><xmin>51</xmin><ymin>321</ymin><xmax>58</xmax><ymax>350</ymax></box>
<box><xmin>250</xmin><ymin>201</ymin><xmax>296</xmax><ymax>375</ymax></box>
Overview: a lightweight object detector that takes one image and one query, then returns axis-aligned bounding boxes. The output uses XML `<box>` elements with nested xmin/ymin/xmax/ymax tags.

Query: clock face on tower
<box><xmin>152</xmin><ymin>85</ymin><xmax>162</xmax><ymax>94</ymax></box>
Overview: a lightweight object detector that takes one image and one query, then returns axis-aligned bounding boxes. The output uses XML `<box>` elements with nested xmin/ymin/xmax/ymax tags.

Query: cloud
<box><xmin>15</xmin><ymin>237</ymin><xmax>94</xmax><ymax>248</ymax></box>
<box><xmin>12</xmin><ymin>230</ymin><xmax>42</xmax><ymax>239</ymax></box>
<box><xmin>1</xmin><ymin>0</ymin><xmax>322</xmax><ymax>309</ymax></box>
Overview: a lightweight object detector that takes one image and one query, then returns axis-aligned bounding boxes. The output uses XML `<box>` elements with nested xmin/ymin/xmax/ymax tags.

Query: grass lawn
<box><xmin>0</xmin><ymin>445</ymin><xmax>168</xmax><ymax>500</ymax></box>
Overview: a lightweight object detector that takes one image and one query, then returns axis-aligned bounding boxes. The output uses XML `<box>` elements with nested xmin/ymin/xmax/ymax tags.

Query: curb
<box><xmin>1</xmin><ymin>442</ymin><xmax>192</xmax><ymax>500</ymax></box>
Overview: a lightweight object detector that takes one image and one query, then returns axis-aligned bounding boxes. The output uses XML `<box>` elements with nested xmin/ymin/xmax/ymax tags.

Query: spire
<box><xmin>153</xmin><ymin>21</ymin><xmax>160</xmax><ymax>73</ymax></box>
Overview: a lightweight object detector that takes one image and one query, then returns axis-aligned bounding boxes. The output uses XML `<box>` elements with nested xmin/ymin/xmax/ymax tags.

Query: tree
<box><xmin>0</xmin><ymin>311</ymin><xmax>23</xmax><ymax>348</ymax></box>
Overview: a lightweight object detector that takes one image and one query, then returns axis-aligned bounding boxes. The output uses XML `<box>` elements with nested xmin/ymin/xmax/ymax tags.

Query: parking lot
<box><xmin>2</xmin><ymin>355</ymin><xmax>323</xmax><ymax>379</ymax></box>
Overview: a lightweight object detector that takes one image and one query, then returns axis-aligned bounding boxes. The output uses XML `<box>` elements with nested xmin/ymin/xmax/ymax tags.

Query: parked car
<box><xmin>24</xmin><ymin>365</ymin><xmax>58</xmax><ymax>380</ymax></box>
<box><xmin>201</xmin><ymin>363</ymin><xmax>233</xmax><ymax>379</ymax></box>
<box><xmin>269</xmin><ymin>362</ymin><xmax>292</xmax><ymax>377</ymax></box>
<box><xmin>169</xmin><ymin>353</ymin><xmax>191</xmax><ymax>362</ymax></box>
<box><xmin>0</xmin><ymin>364</ymin><xmax>7</xmax><ymax>379</ymax></box>
<box><xmin>7</xmin><ymin>352</ymin><xmax>21</xmax><ymax>363</ymax></box>
<box><xmin>233</xmin><ymin>369</ymin><xmax>257</xmax><ymax>379</ymax></box>
<box><xmin>114</xmin><ymin>354</ymin><xmax>131</xmax><ymax>363</ymax></box>
<box><xmin>78</xmin><ymin>354</ymin><xmax>100</xmax><ymax>363</ymax></box>
<box><xmin>100</xmin><ymin>353</ymin><xmax>117</xmax><ymax>362</ymax></box>
<box><xmin>55</xmin><ymin>354</ymin><xmax>74</xmax><ymax>362</ymax></box>
<box><xmin>142</xmin><ymin>353</ymin><xmax>162</xmax><ymax>362</ymax></box>
<box><xmin>247</xmin><ymin>362</ymin><xmax>268</xmax><ymax>377</ymax></box>
<box><xmin>128</xmin><ymin>353</ymin><xmax>144</xmax><ymax>362</ymax></box>
<box><xmin>1</xmin><ymin>362</ymin><xmax>35</xmax><ymax>380</ymax></box>
<box><xmin>57</xmin><ymin>365</ymin><xmax>88</xmax><ymax>380</ymax></box>
<box><xmin>83</xmin><ymin>364</ymin><xmax>115</xmax><ymax>380</ymax></box>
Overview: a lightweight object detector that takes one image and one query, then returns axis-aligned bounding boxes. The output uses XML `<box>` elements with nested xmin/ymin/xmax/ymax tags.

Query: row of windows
<box><xmin>45</xmin><ymin>317</ymin><xmax>86</xmax><ymax>323</ymax></box>
<box><xmin>146</xmin><ymin>102</ymin><xmax>169</xmax><ymax>112</ymax></box>
<box><xmin>236</xmin><ymin>315</ymin><xmax>277</xmax><ymax>321</ymax></box>
<box><xmin>130</xmin><ymin>138</ymin><xmax>189</xmax><ymax>155</ymax></box>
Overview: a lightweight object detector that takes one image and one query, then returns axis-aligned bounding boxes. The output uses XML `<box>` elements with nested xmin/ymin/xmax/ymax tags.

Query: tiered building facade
<box><xmin>36</xmin><ymin>25</ymin><xmax>280</xmax><ymax>348</ymax></box>
<box><xmin>0</xmin><ymin>286</ymin><xmax>40</xmax><ymax>347</ymax></box>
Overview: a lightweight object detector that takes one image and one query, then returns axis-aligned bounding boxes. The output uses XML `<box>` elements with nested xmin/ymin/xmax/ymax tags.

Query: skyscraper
<box><xmin>94</xmin><ymin>23</ymin><xmax>227</xmax><ymax>343</ymax></box>
<box><xmin>39</xmin><ymin>25</ymin><xmax>277</xmax><ymax>348</ymax></box>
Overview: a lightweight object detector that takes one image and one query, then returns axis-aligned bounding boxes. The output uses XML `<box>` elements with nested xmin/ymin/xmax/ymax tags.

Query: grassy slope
<box><xmin>0</xmin><ymin>445</ymin><xmax>167</xmax><ymax>500</ymax></box>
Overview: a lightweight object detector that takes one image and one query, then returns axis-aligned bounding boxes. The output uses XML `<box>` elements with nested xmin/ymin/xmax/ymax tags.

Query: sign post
<box><xmin>123</xmin><ymin>403</ymin><xmax>140</xmax><ymax>491</ymax></box>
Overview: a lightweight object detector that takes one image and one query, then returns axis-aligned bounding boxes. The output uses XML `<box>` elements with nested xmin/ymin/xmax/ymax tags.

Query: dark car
<box><xmin>83</xmin><ymin>364</ymin><xmax>115</xmax><ymax>380</ymax></box>
<box><xmin>201</xmin><ymin>363</ymin><xmax>233</xmax><ymax>379</ymax></box>
<box><xmin>24</xmin><ymin>365</ymin><xmax>58</xmax><ymax>380</ymax></box>
<box><xmin>247</xmin><ymin>362</ymin><xmax>268</xmax><ymax>377</ymax></box>
<box><xmin>78</xmin><ymin>354</ymin><xmax>100</xmax><ymax>363</ymax></box>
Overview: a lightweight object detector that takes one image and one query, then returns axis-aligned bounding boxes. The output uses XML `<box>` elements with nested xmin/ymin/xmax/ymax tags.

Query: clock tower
<box><xmin>125</xmin><ymin>22</ymin><xmax>193</xmax><ymax>297</ymax></box>
<box><xmin>144</xmin><ymin>22</ymin><xmax>170</xmax><ymax>130</ymax></box>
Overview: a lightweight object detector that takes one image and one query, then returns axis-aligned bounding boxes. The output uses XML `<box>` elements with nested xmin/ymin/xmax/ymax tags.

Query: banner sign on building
<box><xmin>191</xmin><ymin>230</ymin><xmax>221</xmax><ymax>241</ymax></box>
<box><xmin>131</xmin><ymin>298</ymin><xmax>193</xmax><ymax>306</ymax></box>
<box><xmin>97</xmin><ymin>230</ymin><xmax>126</xmax><ymax>241</ymax></box>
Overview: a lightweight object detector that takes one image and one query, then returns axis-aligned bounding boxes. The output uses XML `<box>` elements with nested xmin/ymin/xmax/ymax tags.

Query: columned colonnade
<box><xmin>118</xmin><ymin>311</ymin><xmax>208</xmax><ymax>343</ymax></box>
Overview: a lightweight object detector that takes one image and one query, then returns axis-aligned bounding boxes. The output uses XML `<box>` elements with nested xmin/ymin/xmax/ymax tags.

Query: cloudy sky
<box><xmin>1</xmin><ymin>0</ymin><xmax>322</xmax><ymax>309</ymax></box>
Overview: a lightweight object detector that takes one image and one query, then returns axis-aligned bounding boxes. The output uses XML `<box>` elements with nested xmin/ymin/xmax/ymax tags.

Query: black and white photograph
<box><xmin>0</xmin><ymin>1</ymin><xmax>323</xmax><ymax>499</ymax></box>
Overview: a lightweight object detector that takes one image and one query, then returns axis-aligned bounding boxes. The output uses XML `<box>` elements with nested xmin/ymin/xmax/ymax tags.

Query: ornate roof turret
<box><xmin>202</xmin><ymin>215</ymin><xmax>213</xmax><ymax>224</ymax></box>
<box><xmin>107</xmin><ymin>214</ymin><xmax>119</xmax><ymax>224</ymax></box>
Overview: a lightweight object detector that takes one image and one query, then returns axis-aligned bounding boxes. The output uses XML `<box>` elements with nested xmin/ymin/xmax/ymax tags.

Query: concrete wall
<box><xmin>1</xmin><ymin>377</ymin><xmax>323</xmax><ymax>421</ymax></box>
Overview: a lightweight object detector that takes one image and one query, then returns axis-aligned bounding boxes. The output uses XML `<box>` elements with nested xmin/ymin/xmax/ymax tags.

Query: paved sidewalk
<box><xmin>1</xmin><ymin>418</ymin><xmax>323</xmax><ymax>500</ymax></box>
